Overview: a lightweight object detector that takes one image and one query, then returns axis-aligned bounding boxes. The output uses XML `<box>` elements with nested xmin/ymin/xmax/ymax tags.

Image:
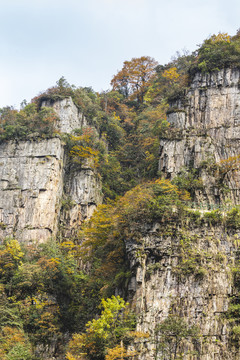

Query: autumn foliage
<box><xmin>111</xmin><ymin>56</ymin><xmax>158</xmax><ymax>104</ymax></box>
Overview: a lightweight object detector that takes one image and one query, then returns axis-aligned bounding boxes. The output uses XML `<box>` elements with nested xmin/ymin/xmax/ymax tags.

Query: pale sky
<box><xmin>0</xmin><ymin>0</ymin><xmax>239</xmax><ymax>108</ymax></box>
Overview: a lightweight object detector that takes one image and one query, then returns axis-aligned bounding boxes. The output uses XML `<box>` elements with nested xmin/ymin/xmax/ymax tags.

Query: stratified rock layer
<box><xmin>159</xmin><ymin>69</ymin><xmax>240</xmax><ymax>206</ymax></box>
<box><xmin>126</xmin><ymin>223</ymin><xmax>239</xmax><ymax>359</ymax></box>
<box><xmin>127</xmin><ymin>70</ymin><xmax>240</xmax><ymax>359</ymax></box>
<box><xmin>41</xmin><ymin>97</ymin><xmax>88</xmax><ymax>133</ymax></box>
<box><xmin>0</xmin><ymin>98</ymin><xmax>102</xmax><ymax>243</ymax></box>
<box><xmin>0</xmin><ymin>138</ymin><xmax>64</xmax><ymax>242</ymax></box>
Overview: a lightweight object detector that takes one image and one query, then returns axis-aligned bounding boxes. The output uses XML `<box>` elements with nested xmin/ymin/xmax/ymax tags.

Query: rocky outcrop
<box><xmin>127</xmin><ymin>70</ymin><xmax>240</xmax><ymax>359</ymax></box>
<box><xmin>0</xmin><ymin>138</ymin><xmax>64</xmax><ymax>242</ymax></box>
<box><xmin>159</xmin><ymin>68</ymin><xmax>240</xmax><ymax>207</ymax></box>
<box><xmin>59</xmin><ymin>163</ymin><xmax>102</xmax><ymax>239</ymax></box>
<box><xmin>126</xmin><ymin>223</ymin><xmax>240</xmax><ymax>360</ymax></box>
<box><xmin>0</xmin><ymin>98</ymin><xmax>102</xmax><ymax>243</ymax></box>
<box><xmin>41</xmin><ymin>97</ymin><xmax>88</xmax><ymax>134</ymax></box>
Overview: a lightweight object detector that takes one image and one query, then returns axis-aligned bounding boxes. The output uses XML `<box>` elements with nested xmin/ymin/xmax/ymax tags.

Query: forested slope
<box><xmin>0</xmin><ymin>31</ymin><xmax>240</xmax><ymax>359</ymax></box>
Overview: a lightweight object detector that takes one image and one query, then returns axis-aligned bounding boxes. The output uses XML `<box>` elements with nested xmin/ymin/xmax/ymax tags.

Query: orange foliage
<box><xmin>111</xmin><ymin>56</ymin><xmax>158</xmax><ymax>104</ymax></box>
<box><xmin>218</xmin><ymin>155</ymin><xmax>240</xmax><ymax>174</ymax></box>
<box><xmin>105</xmin><ymin>344</ymin><xmax>137</xmax><ymax>360</ymax></box>
<box><xmin>0</xmin><ymin>326</ymin><xmax>29</xmax><ymax>357</ymax></box>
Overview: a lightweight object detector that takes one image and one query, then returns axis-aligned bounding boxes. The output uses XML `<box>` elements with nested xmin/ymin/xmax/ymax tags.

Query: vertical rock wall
<box><xmin>126</xmin><ymin>224</ymin><xmax>239</xmax><ymax>360</ymax></box>
<box><xmin>127</xmin><ymin>70</ymin><xmax>240</xmax><ymax>359</ymax></box>
<box><xmin>0</xmin><ymin>138</ymin><xmax>64</xmax><ymax>242</ymax></box>
<box><xmin>44</xmin><ymin>97</ymin><xmax>103</xmax><ymax>240</ymax></box>
<box><xmin>0</xmin><ymin>97</ymin><xmax>102</xmax><ymax>243</ymax></box>
<box><xmin>159</xmin><ymin>68</ymin><xmax>240</xmax><ymax>206</ymax></box>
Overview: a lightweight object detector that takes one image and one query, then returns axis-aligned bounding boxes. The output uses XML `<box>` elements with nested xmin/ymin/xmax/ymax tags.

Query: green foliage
<box><xmin>67</xmin><ymin>128</ymin><xmax>101</xmax><ymax>168</ymax></box>
<box><xmin>174</xmin><ymin>233</ymin><xmax>227</xmax><ymax>280</ymax></box>
<box><xmin>226</xmin><ymin>304</ymin><xmax>240</xmax><ymax>319</ymax></box>
<box><xmin>0</xmin><ymin>104</ymin><xmax>58</xmax><ymax>142</ymax></box>
<box><xmin>0</xmin><ymin>238</ymin><xmax>105</xmax><ymax>357</ymax></box>
<box><xmin>172</xmin><ymin>168</ymin><xmax>203</xmax><ymax>199</ymax></box>
<box><xmin>190</xmin><ymin>32</ymin><xmax>240</xmax><ymax>75</ymax></box>
<box><xmin>79</xmin><ymin>179</ymin><xmax>190</xmax><ymax>297</ymax></box>
<box><xmin>154</xmin><ymin>315</ymin><xmax>200</xmax><ymax>359</ymax></box>
<box><xmin>6</xmin><ymin>343</ymin><xmax>32</xmax><ymax>360</ymax></box>
<box><xmin>185</xmin><ymin>209</ymin><xmax>202</xmax><ymax>225</ymax></box>
<box><xmin>226</xmin><ymin>207</ymin><xmax>240</xmax><ymax>229</ymax></box>
<box><xmin>66</xmin><ymin>295</ymin><xmax>136</xmax><ymax>360</ymax></box>
<box><xmin>203</xmin><ymin>209</ymin><xmax>223</xmax><ymax>226</ymax></box>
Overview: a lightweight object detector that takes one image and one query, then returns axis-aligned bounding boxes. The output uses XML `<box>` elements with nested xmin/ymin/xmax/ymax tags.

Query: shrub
<box><xmin>226</xmin><ymin>207</ymin><xmax>240</xmax><ymax>229</ymax></box>
<box><xmin>0</xmin><ymin>104</ymin><xmax>58</xmax><ymax>142</ymax></box>
<box><xmin>190</xmin><ymin>32</ymin><xmax>240</xmax><ymax>76</ymax></box>
<box><xmin>203</xmin><ymin>209</ymin><xmax>223</xmax><ymax>226</ymax></box>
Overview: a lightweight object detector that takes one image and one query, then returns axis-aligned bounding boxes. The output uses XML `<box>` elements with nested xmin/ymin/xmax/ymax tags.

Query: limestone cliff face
<box><xmin>41</xmin><ymin>97</ymin><xmax>88</xmax><ymax>133</ymax></box>
<box><xmin>126</xmin><ymin>70</ymin><xmax>240</xmax><ymax>359</ymax></box>
<box><xmin>0</xmin><ymin>98</ymin><xmax>102</xmax><ymax>243</ymax></box>
<box><xmin>126</xmin><ymin>224</ymin><xmax>239</xmax><ymax>359</ymax></box>
<box><xmin>159</xmin><ymin>68</ymin><xmax>240</xmax><ymax>206</ymax></box>
<box><xmin>0</xmin><ymin>138</ymin><xmax>64</xmax><ymax>242</ymax></box>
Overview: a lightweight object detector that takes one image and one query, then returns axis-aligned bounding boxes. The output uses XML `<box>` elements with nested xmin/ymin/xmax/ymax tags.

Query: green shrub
<box><xmin>6</xmin><ymin>343</ymin><xmax>32</xmax><ymax>360</ymax></box>
<box><xmin>203</xmin><ymin>209</ymin><xmax>223</xmax><ymax>226</ymax></box>
<box><xmin>0</xmin><ymin>105</ymin><xmax>58</xmax><ymax>142</ymax></box>
<box><xmin>226</xmin><ymin>207</ymin><xmax>240</xmax><ymax>229</ymax></box>
<box><xmin>190</xmin><ymin>32</ymin><xmax>240</xmax><ymax>76</ymax></box>
<box><xmin>226</xmin><ymin>304</ymin><xmax>240</xmax><ymax>319</ymax></box>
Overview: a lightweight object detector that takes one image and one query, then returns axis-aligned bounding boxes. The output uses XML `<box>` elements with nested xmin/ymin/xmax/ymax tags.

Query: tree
<box><xmin>66</xmin><ymin>296</ymin><xmax>136</xmax><ymax>360</ymax></box>
<box><xmin>154</xmin><ymin>316</ymin><xmax>200</xmax><ymax>360</ymax></box>
<box><xmin>111</xmin><ymin>57</ymin><xmax>158</xmax><ymax>104</ymax></box>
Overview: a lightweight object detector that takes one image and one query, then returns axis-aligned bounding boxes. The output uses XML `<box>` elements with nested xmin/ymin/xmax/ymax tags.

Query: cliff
<box><xmin>0</xmin><ymin>98</ymin><xmax>102</xmax><ymax>243</ymax></box>
<box><xmin>126</xmin><ymin>69</ymin><xmax>240</xmax><ymax>359</ymax></box>
<box><xmin>159</xmin><ymin>68</ymin><xmax>240</xmax><ymax>207</ymax></box>
<box><xmin>0</xmin><ymin>69</ymin><xmax>240</xmax><ymax>360</ymax></box>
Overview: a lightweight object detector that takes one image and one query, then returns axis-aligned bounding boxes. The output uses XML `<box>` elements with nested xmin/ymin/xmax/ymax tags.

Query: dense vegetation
<box><xmin>1</xmin><ymin>30</ymin><xmax>240</xmax><ymax>359</ymax></box>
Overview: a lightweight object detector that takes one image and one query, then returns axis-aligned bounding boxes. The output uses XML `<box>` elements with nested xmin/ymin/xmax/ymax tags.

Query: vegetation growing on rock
<box><xmin>0</xmin><ymin>29</ymin><xmax>240</xmax><ymax>360</ymax></box>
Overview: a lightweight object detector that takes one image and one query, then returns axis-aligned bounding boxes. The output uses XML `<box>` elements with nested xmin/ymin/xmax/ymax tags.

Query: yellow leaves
<box><xmin>80</xmin><ymin>203</ymin><xmax>118</xmax><ymax>249</ymax></box>
<box><xmin>154</xmin><ymin>179</ymin><xmax>190</xmax><ymax>201</ymax></box>
<box><xmin>66</xmin><ymin>353</ymin><xmax>87</xmax><ymax>360</ymax></box>
<box><xmin>70</xmin><ymin>145</ymin><xmax>99</xmax><ymax>165</ymax></box>
<box><xmin>5</xmin><ymin>239</ymin><xmax>24</xmax><ymax>261</ymax></box>
<box><xmin>218</xmin><ymin>154</ymin><xmax>240</xmax><ymax>174</ymax></box>
<box><xmin>105</xmin><ymin>344</ymin><xmax>137</xmax><ymax>360</ymax></box>
<box><xmin>37</xmin><ymin>256</ymin><xmax>60</xmax><ymax>278</ymax></box>
<box><xmin>113</xmin><ymin>112</ymin><xmax>121</xmax><ymax>122</ymax></box>
<box><xmin>210</xmin><ymin>32</ymin><xmax>231</xmax><ymax>43</ymax></box>
<box><xmin>66</xmin><ymin>333</ymin><xmax>89</xmax><ymax>360</ymax></box>
<box><xmin>61</xmin><ymin>240</ymin><xmax>76</xmax><ymax>251</ymax></box>
<box><xmin>0</xmin><ymin>239</ymin><xmax>24</xmax><ymax>278</ymax></box>
<box><xmin>162</xmin><ymin>67</ymin><xmax>180</xmax><ymax>82</ymax></box>
<box><xmin>66</xmin><ymin>296</ymin><xmax>133</xmax><ymax>360</ymax></box>
<box><xmin>128</xmin><ymin>331</ymin><xmax>150</xmax><ymax>338</ymax></box>
<box><xmin>69</xmin><ymin>129</ymin><xmax>100</xmax><ymax>168</ymax></box>
<box><xmin>0</xmin><ymin>326</ymin><xmax>29</xmax><ymax>357</ymax></box>
<box><xmin>60</xmin><ymin>240</ymin><xmax>81</xmax><ymax>259</ymax></box>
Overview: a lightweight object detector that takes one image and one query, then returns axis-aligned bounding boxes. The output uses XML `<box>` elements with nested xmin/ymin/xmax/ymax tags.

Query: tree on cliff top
<box><xmin>111</xmin><ymin>56</ymin><xmax>158</xmax><ymax>104</ymax></box>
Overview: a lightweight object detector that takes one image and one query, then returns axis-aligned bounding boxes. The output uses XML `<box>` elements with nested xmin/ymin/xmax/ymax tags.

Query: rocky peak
<box><xmin>41</xmin><ymin>97</ymin><xmax>88</xmax><ymax>134</ymax></box>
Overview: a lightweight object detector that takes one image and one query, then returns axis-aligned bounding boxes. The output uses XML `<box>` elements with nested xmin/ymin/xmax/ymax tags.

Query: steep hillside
<box><xmin>0</xmin><ymin>32</ymin><xmax>240</xmax><ymax>360</ymax></box>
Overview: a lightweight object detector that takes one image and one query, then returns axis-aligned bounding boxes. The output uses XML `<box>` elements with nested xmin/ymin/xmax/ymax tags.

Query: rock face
<box><xmin>126</xmin><ymin>223</ymin><xmax>239</xmax><ymax>359</ymax></box>
<box><xmin>0</xmin><ymin>98</ymin><xmax>102</xmax><ymax>243</ymax></box>
<box><xmin>159</xmin><ymin>68</ymin><xmax>240</xmax><ymax>207</ymax></box>
<box><xmin>41</xmin><ymin>97</ymin><xmax>88</xmax><ymax>133</ymax></box>
<box><xmin>60</xmin><ymin>164</ymin><xmax>102</xmax><ymax>239</ymax></box>
<box><xmin>0</xmin><ymin>138</ymin><xmax>64</xmax><ymax>242</ymax></box>
<box><xmin>126</xmin><ymin>70</ymin><xmax>240</xmax><ymax>359</ymax></box>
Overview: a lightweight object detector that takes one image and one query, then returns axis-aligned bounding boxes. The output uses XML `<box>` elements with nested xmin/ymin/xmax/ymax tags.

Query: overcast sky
<box><xmin>0</xmin><ymin>0</ymin><xmax>239</xmax><ymax>108</ymax></box>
